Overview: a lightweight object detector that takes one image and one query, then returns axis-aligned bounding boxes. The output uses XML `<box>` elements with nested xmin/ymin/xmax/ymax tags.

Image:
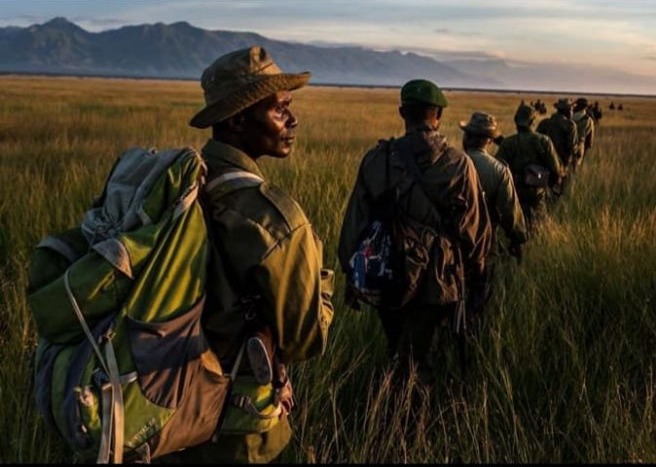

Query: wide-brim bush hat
<box><xmin>514</xmin><ymin>102</ymin><xmax>536</xmax><ymax>127</ymax></box>
<box><xmin>190</xmin><ymin>46</ymin><xmax>311</xmax><ymax>128</ymax></box>
<box><xmin>400</xmin><ymin>79</ymin><xmax>448</xmax><ymax>108</ymax></box>
<box><xmin>573</xmin><ymin>97</ymin><xmax>589</xmax><ymax>112</ymax></box>
<box><xmin>459</xmin><ymin>111</ymin><xmax>501</xmax><ymax>138</ymax></box>
<box><xmin>554</xmin><ymin>98</ymin><xmax>575</xmax><ymax>111</ymax></box>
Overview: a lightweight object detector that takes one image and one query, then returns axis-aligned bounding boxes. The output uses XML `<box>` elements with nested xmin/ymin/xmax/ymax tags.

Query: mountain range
<box><xmin>1</xmin><ymin>17</ymin><xmax>653</xmax><ymax>95</ymax></box>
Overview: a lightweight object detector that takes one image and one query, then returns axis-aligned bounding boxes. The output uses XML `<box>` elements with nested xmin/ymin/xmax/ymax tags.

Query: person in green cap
<box><xmin>337</xmin><ymin>78</ymin><xmax>492</xmax><ymax>382</ymax></box>
<box><xmin>160</xmin><ymin>46</ymin><xmax>335</xmax><ymax>464</ymax></box>
<box><xmin>496</xmin><ymin>101</ymin><xmax>565</xmax><ymax>232</ymax></box>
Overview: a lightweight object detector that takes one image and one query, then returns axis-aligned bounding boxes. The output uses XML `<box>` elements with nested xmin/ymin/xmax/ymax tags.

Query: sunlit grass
<box><xmin>1</xmin><ymin>75</ymin><xmax>655</xmax><ymax>463</ymax></box>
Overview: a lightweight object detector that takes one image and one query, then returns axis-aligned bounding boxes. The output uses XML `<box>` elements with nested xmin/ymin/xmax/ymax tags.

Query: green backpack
<box><xmin>27</xmin><ymin>146</ymin><xmax>263</xmax><ymax>463</ymax></box>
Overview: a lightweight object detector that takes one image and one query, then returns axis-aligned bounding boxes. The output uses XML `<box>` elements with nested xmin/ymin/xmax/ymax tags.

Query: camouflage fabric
<box><xmin>496</xmin><ymin>128</ymin><xmax>564</xmax><ymax>228</ymax></box>
<box><xmin>169</xmin><ymin>138</ymin><xmax>335</xmax><ymax>464</ymax></box>
<box><xmin>536</xmin><ymin>112</ymin><xmax>578</xmax><ymax>169</ymax></box>
<box><xmin>465</xmin><ymin>148</ymin><xmax>527</xmax><ymax>250</ymax></box>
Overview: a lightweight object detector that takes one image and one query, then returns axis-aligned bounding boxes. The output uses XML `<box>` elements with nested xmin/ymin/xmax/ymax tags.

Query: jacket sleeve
<box><xmin>540</xmin><ymin>137</ymin><xmax>565</xmax><ymax>183</ymax></box>
<box><xmin>495</xmin><ymin>167</ymin><xmax>528</xmax><ymax>245</ymax></box>
<box><xmin>444</xmin><ymin>156</ymin><xmax>493</xmax><ymax>279</ymax></box>
<box><xmin>337</xmin><ymin>149</ymin><xmax>379</xmax><ymax>273</ymax></box>
<box><xmin>254</xmin><ymin>223</ymin><xmax>334</xmax><ymax>364</ymax></box>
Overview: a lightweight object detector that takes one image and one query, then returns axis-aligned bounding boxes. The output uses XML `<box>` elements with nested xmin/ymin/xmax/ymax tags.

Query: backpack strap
<box><xmin>204</xmin><ymin>170</ymin><xmax>264</xmax><ymax>198</ymax></box>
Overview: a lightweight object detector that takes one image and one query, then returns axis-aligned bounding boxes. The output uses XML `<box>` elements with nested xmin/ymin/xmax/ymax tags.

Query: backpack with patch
<box><xmin>27</xmin><ymin>146</ymin><xmax>262</xmax><ymax>463</ymax></box>
<box><xmin>346</xmin><ymin>138</ymin><xmax>464</xmax><ymax>311</ymax></box>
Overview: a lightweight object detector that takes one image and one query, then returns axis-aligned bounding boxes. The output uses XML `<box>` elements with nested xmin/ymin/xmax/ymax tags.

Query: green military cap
<box><xmin>401</xmin><ymin>79</ymin><xmax>448</xmax><ymax>108</ymax></box>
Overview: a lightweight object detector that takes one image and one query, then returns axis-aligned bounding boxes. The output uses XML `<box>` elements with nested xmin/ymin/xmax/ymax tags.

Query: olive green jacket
<box><xmin>496</xmin><ymin>127</ymin><xmax>565</xmax><ymax>203</ymax></box>
<box><xmin>201</xmin><ymin>138</ymin><xmax>334</xmax><ymax>364</ymax></box>
<box><xmin>536</xmin><ymin>113</ymin><xmax>578</xmax><ymax>167</ymax></box>
<box><xmin>199</xmin><ymin>138</ymin><xmax>335</xmax><ymax>463</ymax></box>
<box><xmin>465</xmin><ymin>148</ymin><xmax>527</xmax><ymax>246</ymax></box>
<box><xmin>338</xmin><ymin>126</ymin><xmax>492</xmax><ymax>284</ymax></box>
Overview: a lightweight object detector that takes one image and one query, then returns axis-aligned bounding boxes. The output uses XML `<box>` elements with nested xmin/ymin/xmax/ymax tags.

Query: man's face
<box><xmin>242</xmin><ymin>91</ymin><xmax>298</xmax><ymax>159</ymax></box>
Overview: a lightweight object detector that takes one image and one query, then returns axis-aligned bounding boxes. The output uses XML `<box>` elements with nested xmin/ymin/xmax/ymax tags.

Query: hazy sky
<box><xmin>2</xmin><ymin>0</ymin><xmax>656</xmax><ymax>78</ymax></box>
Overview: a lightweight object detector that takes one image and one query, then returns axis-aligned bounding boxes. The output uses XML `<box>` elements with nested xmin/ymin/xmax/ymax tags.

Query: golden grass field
<box><xmin>1</xmin><ymin>75</ymin><xmax>655</xmax><ymax>463</ymax></box>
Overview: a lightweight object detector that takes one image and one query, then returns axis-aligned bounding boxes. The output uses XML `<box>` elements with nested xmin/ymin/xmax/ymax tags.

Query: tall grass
<box><xmin>1</xmin><ymin>75</ymin><xmax>654</xmax><ymax>463</ymax></box>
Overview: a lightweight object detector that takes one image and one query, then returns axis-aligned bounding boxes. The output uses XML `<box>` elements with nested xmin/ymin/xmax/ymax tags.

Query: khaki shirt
<box><xmin>338</xmin><ymin>127</ymin><xmax>492</xmax><ymax>282</ymax></box>
<box><xmin>466</xmin><ymin>148</ymin><xmax>527</xmax><ymax>246</ymax></box>
<box><xmin>573</xmin><ymin>110</ymin><xmax>595</xmax><ymax>156</ymax></box>
<box><xmin>200</xmin><ymin>139</ymin><xmax>334</xmax><ymax>366</ymax></box>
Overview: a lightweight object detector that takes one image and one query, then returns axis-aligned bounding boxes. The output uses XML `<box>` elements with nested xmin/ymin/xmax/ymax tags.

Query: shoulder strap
<box><xmin>391</xmin><ymin>137</ymin><xmax>423</xmax><ymax>181</ymax></box>
<box><xmin>387</xmin><ymin>138</ymin><xmax>444</xmax><ymax>229</ymax></box>
<box><xmin>204</xmin><ymin>170</ymin><xmax>264</xmax><ymax>198</ymax></box>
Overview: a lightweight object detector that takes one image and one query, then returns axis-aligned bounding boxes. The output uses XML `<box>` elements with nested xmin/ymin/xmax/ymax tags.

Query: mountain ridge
<box><xmin>1</xmin><ymin>17</ymin><xmax>653</xmax><ymax>95</ymax></box>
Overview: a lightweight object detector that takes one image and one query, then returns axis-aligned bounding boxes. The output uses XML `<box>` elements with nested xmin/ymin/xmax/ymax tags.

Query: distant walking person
<box><xmin>572</xmin><ymin>98</ymin><xmax>595</xmax><ymax>168</ymax></box>
<box><xmin>536</xmin><ymin>98</ymin><xmax>578</xmax><ymax>178</ymax></box>
<box><xmin>496</xmin><ymin>102</ymin><xmax>564</xmax><ymax>232</ymax></box>
<box><xmin>459</xmin><ymin>111</ymin><xmax>527</xmax><ymax>319</ymax></box>
<box><xmin>338</xmin><ymin>79</ymin><xmax>492</xmax><ymax>381</ymax></box>
<box><xmin>459</xmin><ymin>111</ymin><xmax>527</xmax><ymax>260</ymax></box>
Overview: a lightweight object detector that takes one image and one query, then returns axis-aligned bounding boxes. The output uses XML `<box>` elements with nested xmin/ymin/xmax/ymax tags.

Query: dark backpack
<box><xmin>27</xmin><ymin>147</ymin><xmax>263</xmax><ymax>463</ymax></box>
<box><xmin>346</xmin><ymin>138</ymin><xmax>464</xmax><ymax>311</ymax></box>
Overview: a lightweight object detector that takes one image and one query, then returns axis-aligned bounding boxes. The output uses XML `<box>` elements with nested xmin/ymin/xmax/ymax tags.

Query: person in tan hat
<box><xmin>163</xmin><ymin>46</ymin><xmax>335</xmax><ymax>464</ymax></box>
<box><xmin>536</xmin><ymin>97</ymin><xmax>578</xmax><ymax>177</ymax></box>
<box><xmin>496</xmin><ymin>101</ymin><xmax>565</xmax><ymax>232</ymax></box>
<box><xmin>572</xmin><ymin>97</ymin><xmax>595</xmax><ymax>168</ymax></box>
<box><xmin>338</xmin><ymin>79</ymin><xmax>492</xmax><ymax>383</ymax></box>
<box><xmin>459</xmin><ymin>110</ymin><xmax>526</xmax><ymax>300</ymax></box>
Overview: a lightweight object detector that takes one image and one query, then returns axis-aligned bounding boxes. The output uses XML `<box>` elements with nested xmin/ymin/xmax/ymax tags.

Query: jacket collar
<box><xmin>201</xmin><ymin>138</ymin><xmax>266</xmax><ymax>180</ymax></box>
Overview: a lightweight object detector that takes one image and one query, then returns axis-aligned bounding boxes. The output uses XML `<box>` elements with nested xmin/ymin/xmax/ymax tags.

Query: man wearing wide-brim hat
<box><xmin>536</xmin><ymin>97</ymin><xmax>578</xmax><ymax>173</ymax></box>
<box><xmin>496</xmin><ymin>102</ymin><xmax>565</xmax><ymax>232</ymax></box>
<box><xmin>163</xmin><ymin>46</ymin><xmax>335</xmax><ymax>464</ymax></box>
<box><xmin>458</xmin><ymin>111</ymin><xmax>527</xmax><ymax>320</ymax></box>
<box><xmin>572</xmin><ymin>97</ymin><xmax>595</xmax><ymax>168</ymax></box>
<box><xmin>459</xmin><ymin>111</ymin><xmax>526</xmax><ymax>261</ymax></box>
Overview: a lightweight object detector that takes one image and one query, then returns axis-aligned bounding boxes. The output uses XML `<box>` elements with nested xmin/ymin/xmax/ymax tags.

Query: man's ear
<box><xmin>398</xmin><ymin>106</ymin><xmax>405</xmax><ymax>120</ymax></box>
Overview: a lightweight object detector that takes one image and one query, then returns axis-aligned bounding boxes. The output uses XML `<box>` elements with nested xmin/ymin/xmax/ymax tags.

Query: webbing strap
<box><xmin>172</xmin><ymin>180</ymin><xmax>200</xmax><ymax>220</ymax></box>
<box><xmin>64</xmin><ymin>269</ymin><xmax>109</xmax><ymax>375</ymax></box>
<box><xmin>230</xmin><ymin>394</ymin><xmax>283</xmax><ymax>420</ymax></box>
<box><xmin>97</xmin><ymin>384</ymin><xmax>114</xmax><ymax>464</ymax></box>
<box><xmin>204</xmin><ymin>170</ymin><xmax>263</xmax><ymax>197</ymax></box>
<box><xmin>211</xmin><ymin>341</ymin><xmax>247</xmax><ymax>444</ymax></box>
<box><xmin>227</xmin><ymin>342</ymin><xmax>282</xmax><ymax>421</ymax></box>
<box><xmin>64</xmin><ymin>269</ymin><xmax>124</xmax><ymax>464</ymax></box>
<box><xmin>104</xmin><ymin>340</ymin><xmax>124</xmax><ymax>464</ymax></box>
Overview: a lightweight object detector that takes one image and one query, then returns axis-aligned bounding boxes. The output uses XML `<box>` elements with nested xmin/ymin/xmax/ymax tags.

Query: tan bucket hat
<box><xmin>189</xmin><ymin>46</ymin><xmax>311</xmax><ymax>128</ymax></box>
<box><xmin>459</xmin><ymin>111</ymin><xmax>501</xmax><ymax>138</ymax></box>
<box><xmin>554</xmin><ymin>98</ymin><xmax>574</xmax><ymax>110</ymax></box>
